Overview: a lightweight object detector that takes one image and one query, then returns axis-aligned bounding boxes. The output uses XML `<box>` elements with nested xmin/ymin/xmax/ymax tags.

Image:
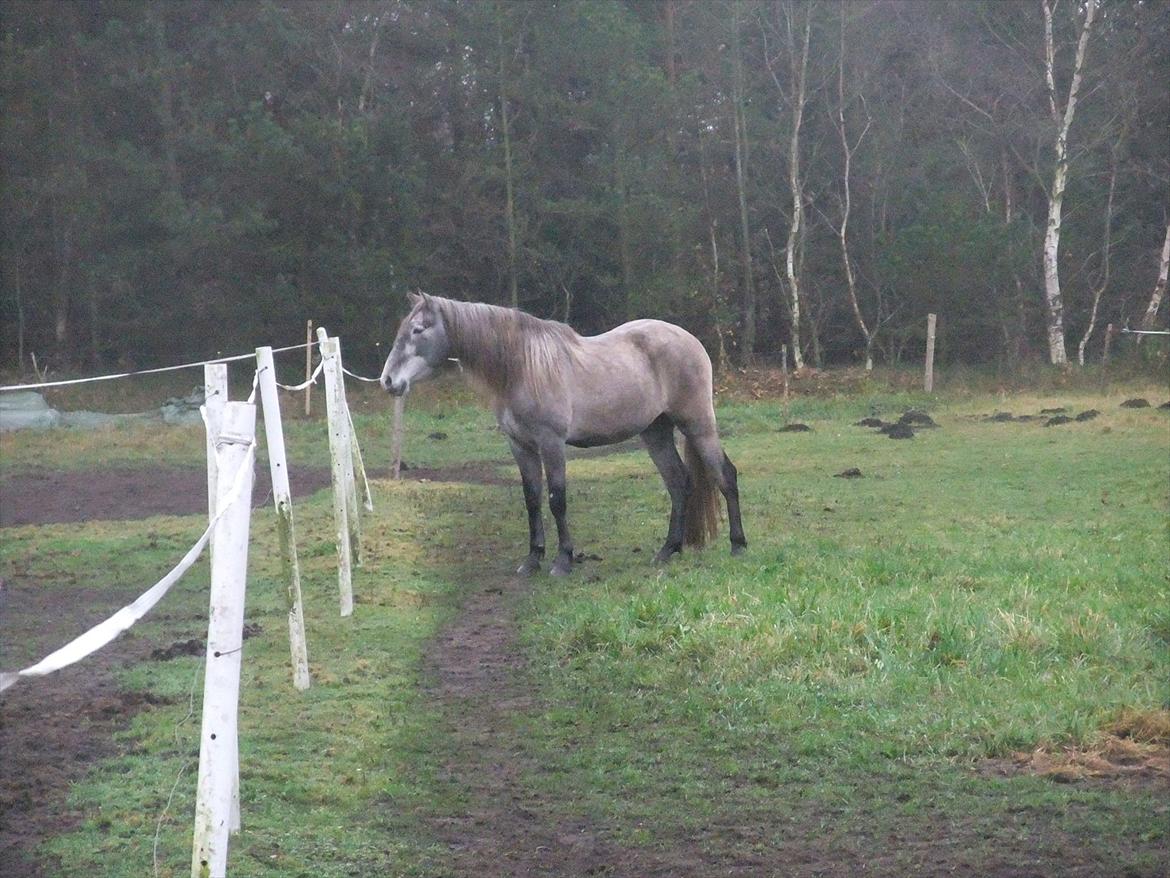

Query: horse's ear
<box><xmin>407</xmin><ymin>290</ymin><xmax>422</xmax><ymax>308</ymax></box>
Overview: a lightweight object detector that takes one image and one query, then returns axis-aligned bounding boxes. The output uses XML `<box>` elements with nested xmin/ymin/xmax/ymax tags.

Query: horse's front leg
<box><xmin>540</xmin><ymin>440</ymin><xmax>574</xmax><ymax>576</ymax></box>
<box><xmin>509</xmin><ymin>438</ymin><xmax>545</xmax><ymax>576</ymax></box>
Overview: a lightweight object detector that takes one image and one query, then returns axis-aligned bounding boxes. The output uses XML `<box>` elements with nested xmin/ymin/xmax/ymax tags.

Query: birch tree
<box><xmin>763</xmin><ymin>0</ymin><xmax>813</xmax><ymax>371</ymax></box>
<box><xmin>730</xmin><ymin>0</ymin><xmax>757</xmax><ymax>363</ymax></box>
<box><xmin>496</xmin><ymin>1</ymin><xmax>520</xmax><ymax>309</ymax></box>
<box><xmin>1040</xmin><ymin>0</ymin><xmax>1098</xmax><ymax>365</ymax></box>
<box><xmin>1139</xmin><ymin>222</ymin><xmax>1170</xmax><ymax>333</ymax></box>
<box><xmin>828</xmin><ymin>5</ymin><xmax>876</xmax><ymax>370</ymax></box>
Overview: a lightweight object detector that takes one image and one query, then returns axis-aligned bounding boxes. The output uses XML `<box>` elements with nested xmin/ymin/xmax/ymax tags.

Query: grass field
<box><xmin>1</xmin><ymin>374</ymin><xmax>1167</xmax><ymax>876</ymax></box>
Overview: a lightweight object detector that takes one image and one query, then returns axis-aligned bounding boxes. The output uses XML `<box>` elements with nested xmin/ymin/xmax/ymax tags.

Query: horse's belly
<box><xmin>566</xmin><ymin>384</ymin><xmax>660</xmax><ymax>447</ymax></box>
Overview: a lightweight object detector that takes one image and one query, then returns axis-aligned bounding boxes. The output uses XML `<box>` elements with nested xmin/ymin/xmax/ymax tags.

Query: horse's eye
<box><xmin>412</xmin><ymin>326</ymin><xmax>424</xmax><ymax>336</ymax></box>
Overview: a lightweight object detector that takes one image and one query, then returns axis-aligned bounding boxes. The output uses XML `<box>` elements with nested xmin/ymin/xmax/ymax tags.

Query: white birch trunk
<box><xmin>833</xmin><ymin>7</ymin><xmax>873</xmax><ymax>371</ymax></box>
<box><xmin>784</xmin><ymin>8</ymin><xmax>811</xmax><ymax>372</ymax></box>
<box><xmin>1076</xmin><ymin>158</ymin><xmax>1116</xmax><ymax>366</ymax></box>
<box><xmin>1041</xmin><ymin>0</ymin><xmax>1097</xmax><ymax>366</ymax></box>
<box><xmin>1139</xmin><ymin>222</ymin><xmax>1170</xmax><ymax>333</ymax></box>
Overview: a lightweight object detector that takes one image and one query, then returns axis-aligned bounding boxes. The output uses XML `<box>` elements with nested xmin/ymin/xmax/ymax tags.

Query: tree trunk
<box><xmin>731</xmin><ymin>0</ymin><xmax>756</xmax><ymax>364</ymax></box>
<box><xmin>1139</xmin><ymin>222</ymin><xmax>1170</xmax><ymax>332</ymax></box>
<box><xmin>1076</xmin><ymin>150</ymin><xmax>1117</xmax><ymax>366</ymax></box>
<box><xmin>497</xmin><ymin>2</ymin><xmax>519</xmax><ymax>309</ymax></box>
<box><xmin>151</xmin><ymin>9</ymin><xmax>182</xmax><ymax>193</ymax></box>
<box><xmin>832</xmin><ymin>7</ymin><xmax>873</xmax><ymax>371</ymax></box>
<box><xmin>616</xmin><ymin>139</ymin><xmax>636</xmax><ymax>321</ymax></box>
<box><xmin>1040</xmin><ymin>0</ymin><xmax>1097</xmax><ymax>366</ymax></box>
<box><xmin>783</xmin><ymin>5</ymin><xmax>811</xmax><ymax>371</ymax></box>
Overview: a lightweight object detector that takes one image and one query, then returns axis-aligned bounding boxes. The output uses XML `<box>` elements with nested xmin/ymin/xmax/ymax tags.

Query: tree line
<box><xmin>2</xmin><ymin>0</ymin><xmax>1167</xmax><ymax>376</ymax></box>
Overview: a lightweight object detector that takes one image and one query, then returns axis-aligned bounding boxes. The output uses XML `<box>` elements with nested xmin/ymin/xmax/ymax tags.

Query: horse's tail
<box><xmin>683</xmin><ymin>437</ymin><xmax>721</xmax><ymax>548</ymax></box>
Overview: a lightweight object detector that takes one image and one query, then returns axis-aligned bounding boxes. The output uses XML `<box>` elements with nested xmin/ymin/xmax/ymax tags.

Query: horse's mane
<box><xmin>431</xmin><ymin>297</ymin><xmax>581</xmax><ymax>402</ymax></box>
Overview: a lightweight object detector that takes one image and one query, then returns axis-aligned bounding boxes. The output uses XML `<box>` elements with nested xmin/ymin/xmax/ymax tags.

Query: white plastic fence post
<box><xmin>256</xmin><ymin>347</ymin><xmax>311</xmax><ymax>691</ymax></box>
<box><xmin>316</xmin><ymin>328</ymin><xmax>354</xmax><ymax>617</ymax></box>
<box><xmin>192</xmin><ymin>402</ymin><xmax>256</xmax><ymax>878</ymax></box>
<box><xmin>330</xmin><ymin>335</ymin><xmax>364</xmax><ymax>560</ymax></box>
<box><xmin>203</xmin><ymin>364</ymin><xmax>228</xmax><ymax>553</ymax></box>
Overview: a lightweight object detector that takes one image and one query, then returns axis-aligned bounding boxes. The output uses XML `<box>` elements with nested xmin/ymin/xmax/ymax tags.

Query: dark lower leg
<box><xmin>547</xmin><ymin>481</ymin><xmax>573</xmax><ymax>575</ymax></box>
<box><xmin>642</xmin><ymin>416</ymin><xmax>689</xmax><ymax>562</ymax></box>
<box><xmin>510</xmin><ymin>440</ymin><xmax>545</xmax><ymax>575</ymax></box>
<box><xmin>542</xmin><ymin>443</ymin><xmax>574</xmax><ymax>575</ymax></box>
<box><xmin>722</xmin><ymin>453</ymin><xmax>746</xmax><ymax>552</ymax></box>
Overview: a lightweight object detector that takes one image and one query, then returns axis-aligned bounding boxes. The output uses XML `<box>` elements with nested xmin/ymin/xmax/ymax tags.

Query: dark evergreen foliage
<box><xmin>1</xmin><ymin>0</ymin><xmax>1166</xmax><ymax>373</ymax></box>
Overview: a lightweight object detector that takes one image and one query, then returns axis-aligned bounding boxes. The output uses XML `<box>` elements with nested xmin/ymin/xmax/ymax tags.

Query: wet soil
<box><xmin>0</xmin><ymin>462</ymin><xmax>511</xmax><ymax>528</ymax></box>
<box><xmin>0</xmin><ymin>459</ymin><xmax>506</xmax><ymax>875</ymax></box>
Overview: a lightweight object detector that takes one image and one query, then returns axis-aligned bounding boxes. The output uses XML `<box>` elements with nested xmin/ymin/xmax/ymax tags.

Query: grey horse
<box><xmin>380</xmin><ymin>293</ymin><xmax>745</xmax><ymax>576</ymax></box>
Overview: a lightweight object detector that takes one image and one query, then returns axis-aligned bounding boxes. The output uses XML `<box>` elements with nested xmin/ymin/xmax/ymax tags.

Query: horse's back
<box><xmin>574</xmin><ymin>319</ymin><xmax>715</xmax><ymax>434</ymax></box>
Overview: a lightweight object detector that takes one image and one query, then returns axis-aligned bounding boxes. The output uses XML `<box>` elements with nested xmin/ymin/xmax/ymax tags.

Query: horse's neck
<box><xmin>443</xmin><ymin>302</ymin><xmax>523</xmax><ymax>393</ymax></box>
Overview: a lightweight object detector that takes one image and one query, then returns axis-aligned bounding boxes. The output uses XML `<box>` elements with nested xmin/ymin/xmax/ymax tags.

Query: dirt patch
<box><xmin>419</xmin><ymin>569</ymin><xmax>754</xmax><ymax>877</ymax></box>
<box><xmin>0</xmin><ymin>464</ymin><xmax>338</xmax><ymax>528</ymax></box>
<box><xmin>0</xmin><ymin>462</ymin><xmax>512</xmax><ymax>528</ymax></box>
<box><xmin>989</xmin><ymin>710</ymin><xmax>1170</xmax><ymax>786</ymax></box>
<box><xmin>0</xmin><ymin>578</ymin><xmax>170</xmax><ymax>877</ymax></box>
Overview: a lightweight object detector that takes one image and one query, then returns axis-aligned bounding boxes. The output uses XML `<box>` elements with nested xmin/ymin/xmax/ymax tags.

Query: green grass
<box><xmin>503</xmin><ymin>391</ymin><xmax>1169</xmax><ymax>866</ymax></box>
<box><xmin>1</xmin><ymin>383</ymin><xmax>1167</xmax><ymax>875</ymax></box>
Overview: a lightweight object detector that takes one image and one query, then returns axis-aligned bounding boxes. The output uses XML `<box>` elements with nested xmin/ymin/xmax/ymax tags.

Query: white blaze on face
<box><xmin>393</xmin><ymin>342</ymin><xmax>432</xmax><ymax>391</ymax></box>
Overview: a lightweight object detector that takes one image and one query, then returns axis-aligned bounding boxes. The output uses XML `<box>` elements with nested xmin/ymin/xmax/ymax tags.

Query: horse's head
<box><xmin>380</xmin><ymin>292</ymin><xmax>451</xmax><ymax>396</ymax></box>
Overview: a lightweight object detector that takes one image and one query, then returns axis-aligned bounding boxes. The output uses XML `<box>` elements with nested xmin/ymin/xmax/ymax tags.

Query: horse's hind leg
<box><xmin>641</xmin><ymin>414</ymin><xmax>689</xmax><ymax>562</ymax></box>
<box><xmin>688</xmin><ymin>430</ymin><xmax>747</xmax><ymax>555</ymax></box>
<box><xmin>509</xmin><ymin>438</ymin><xmax>545</xmax><ymax>576</ymax></box>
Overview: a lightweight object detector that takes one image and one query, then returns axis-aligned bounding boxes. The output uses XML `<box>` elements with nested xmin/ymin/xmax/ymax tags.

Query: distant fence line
<box><xmin>0</xmin><ymin>341</ymin><xmax>318</xmax><ymax>393</ymax></box>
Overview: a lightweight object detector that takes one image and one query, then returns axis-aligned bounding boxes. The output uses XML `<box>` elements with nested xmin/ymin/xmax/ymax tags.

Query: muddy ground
<box><xmin>2</xmin><ymin>462</ymin><xmax>1167</xmax><ymax>877</ymax></box>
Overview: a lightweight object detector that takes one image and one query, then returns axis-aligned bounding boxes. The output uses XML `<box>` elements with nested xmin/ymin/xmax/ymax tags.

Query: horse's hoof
<box><xmin>653</xmin><ymin>546</ymin><xmax>681</xmax><ymax>564</ymax></box>
<box><xmin>516</xmin><ymin>558</ymin><xmax>541</xmax><ymax>577</ymax></box>
<box><xmin>730</xmin><ymin>542</ymin><xmax>747</xmax><ymax>556</ymax></box>
<box><xmin>550</xmin><ymin>557</ymin><xmax>573</xmax><ymax>576</ymax></box>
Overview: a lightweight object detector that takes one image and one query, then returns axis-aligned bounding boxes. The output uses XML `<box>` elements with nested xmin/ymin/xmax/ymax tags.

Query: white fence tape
<box><xmin>0</xmin><ymin>440</ymin><xmax>257</xmax><ymax>694</ymax></box>
<box><xmin>0</xmin><ymin>342</ymin><xmax>317</xmax><ymax>393</ymax></box>
<box><xmin>276</xmin><ymin>359</ymin><xmax>325</xmax><ymax>393</ymax></box>
<box><xmin>341</xmin><ymin>366</ymin><xmax>381</xmax><ymax>383</ymax></box>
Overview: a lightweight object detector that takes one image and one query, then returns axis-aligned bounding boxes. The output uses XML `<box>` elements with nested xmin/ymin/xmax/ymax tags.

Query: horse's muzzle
<box><xmin>383</xmin><ymin>377</ymin><xmax>407</xmax><ymax>396</ymax></box>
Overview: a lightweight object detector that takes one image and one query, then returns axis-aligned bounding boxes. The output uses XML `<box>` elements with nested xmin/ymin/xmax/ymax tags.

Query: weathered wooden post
<box><xmin>316</xmin><ymin>328</ymin><xmax>354</xmax><ymax>617</ymax></box>
<box><xmin>781</xmin><ymin>344</ymin><xmax>790</xmax><ymax>425</ymax></box>
<box><xmin>924</xmin><ymin>313</ymin><xmax>937</xmax><ymax>393</ymax></box>
<box><xmin>304</xmin><ymin>320</ymin><xmax>314</xmax><ymax>417</ymax></box>
<box><xmin>256</xmin><ymin>347</ymin><xmax>311</xmax><ymax>691</ymax></box>
<box><xmin>390</xmin><ymin>393</ymin><xmax>406</xmax><ymax>479</ymax></box>
<box><xmin>330</xmin><ymin>338</ymin><xmax>365</xmax><ymax>557</ymax></box>
<box><xmin>192</xmin><ymin>401</ymin><xmax>256</xmax><ymax>878</ymax></box>
<box><xmin>1102</xmin><ymin>323</ymin><xmax>1115</xmax><ymax>365</ymax></box>
<box><xmin>345</xmin><ymin>398</ymin><xmax>374</xmax><ymax>514</ymax></box>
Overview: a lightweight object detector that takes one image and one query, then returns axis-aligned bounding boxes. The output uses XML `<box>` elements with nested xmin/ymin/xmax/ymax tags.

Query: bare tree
<box><xmin>1040</xmin><ymin>0</ymin><xmax>1098</xmax><ymax>365</ymax></box>
<box><xmin>828</xmin><ymin>5</ymin><xmax>875</xmax><ymax>370</ymax></box>
<box><xmin>1139</xmin><ymin>221</ymin><xmax>1170</xmax><ymax>333</ymax></box>
<box><xmin>497</xmin><ymin>1</ymin><xmax>520</xmax><ymax>308</ymax></box>
<box><xmin>763</xmin><ymin>0</ymin><xmax>813</xmax><ymax>370</ymax></box>
<box><xmin>1075</xmin><ymin>148</ymin><xmax>1117</xmax><ymax>366</ymax></box>
<box><xmin>730</xmin><ymin>0</ymin><xmax>757</xmax><ymax>363</ymax></box>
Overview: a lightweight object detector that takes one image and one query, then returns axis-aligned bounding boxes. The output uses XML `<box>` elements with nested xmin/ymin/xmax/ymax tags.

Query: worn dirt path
<box><xmin>418</xmin><ymin>566</ymin><xmax>766</xmax><ymax>877</ymax></box>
